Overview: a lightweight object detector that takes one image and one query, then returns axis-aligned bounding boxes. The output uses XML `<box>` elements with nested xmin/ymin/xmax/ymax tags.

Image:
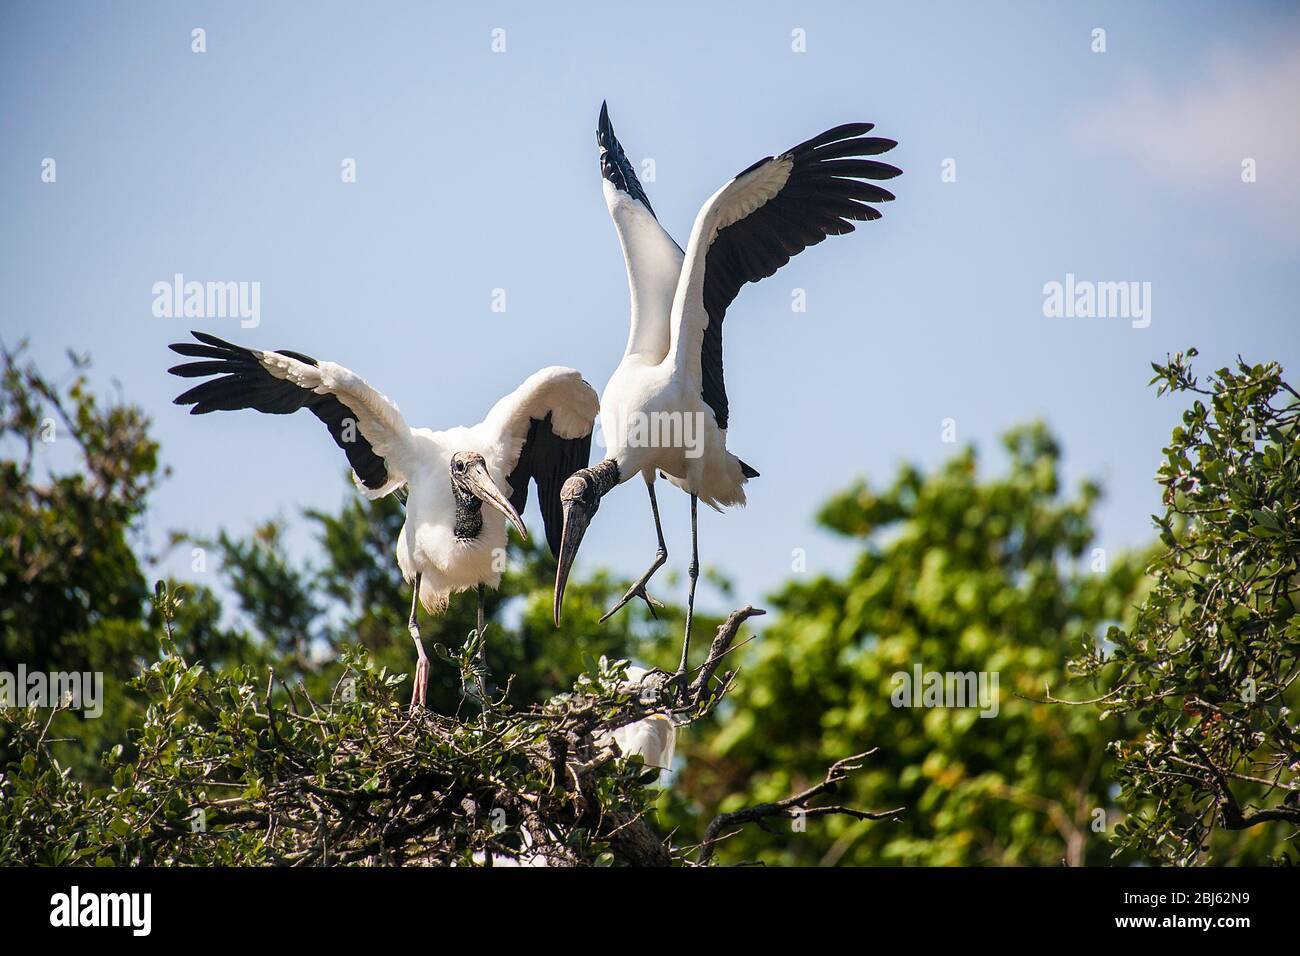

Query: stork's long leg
<box><xmin>476</xmin><ymin>583</ymin><xmax>486</xmax><ymax>642</ymax></box>
<box><xmin>677</xmin><ymin>493</ymin><xmax>699</xmax><ymax>686</ymax></box>
<box><xmin>474</xmin><ymin>583</ymin><xmax>490</xmax><ymax>704</ymax></box>
<box><xmin>408</xmin><ymin>573</ymin><xmax>429</xmax><ymax>712</ymax></box>
<box><xmin>600</xmin><ymin>480</ymin><xmax>668</xmax><ymax>623</ymax></box>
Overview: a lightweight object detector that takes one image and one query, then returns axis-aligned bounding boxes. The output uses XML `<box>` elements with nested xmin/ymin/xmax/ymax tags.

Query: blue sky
<box><xmin>3</xmin><ymin>1</ymin><xmax>1297</xmax><ymax>620</ymax></box>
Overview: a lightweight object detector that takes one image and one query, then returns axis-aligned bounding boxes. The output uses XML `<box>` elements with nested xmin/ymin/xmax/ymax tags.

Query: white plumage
<box><xmin>553</xmin><ymin>103</ymin><xmax>901</xmax><ymax>678</ymax></box>
<box><xmin>611</xmin><ymin>714</ymin><xmax>676</xmax><ymax>774</ymax></box>
<box><xmin>169</xmin><ymin>332</ymin><xmax>598</xmax><ymax>708</ymax></box>
<box><xmin>397</xmin><ymin>366</ymin><xmax>600</xmax><ymax>613</ymax></box>
<box><xmin>606</xmin><ymin>667</ymin><xmax>677</xmax><ymax>776</ymax></box>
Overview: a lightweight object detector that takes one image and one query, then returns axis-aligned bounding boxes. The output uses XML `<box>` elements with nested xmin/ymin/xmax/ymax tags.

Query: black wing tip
<box><xmin>167</xmin><ymin>331</ymin><xmax>252</xmax><ymax>407</ymax></box>
<box><xmin>795</xmin><ymin>123</ymin><xmax>900</xmax><ymax>161</ymax></box>
<box><xmin>829</xmin><ymin>122</ymin><xmax>875</xmax><ymax>138</ymax></box>
<box><xmin>821</xmin><ymin>122</ymin><xmax>875</xmax><ymax>141</ymax></box>
<box><xmin>740</xmin><ymin>459</ymin><xmax>760</xmax><ymax>479</ymax></box>
<box><xmin>596</xmin><ymin>100</ymin><xmax>614</xmax><ymax>145</ymax></box>
<box><xmin>596</xmin><ymin>106</ymin><xmax>657</xmax><ymax>217</ymax></box>
<box><xmin>190</xmin><ymin>330</ymin><xmax>231</xmax><ymax>348</ymax></box>
<box><xmin>168</xmin><ymin>330</ymin><xmax>212</xmax><ymax>352</ymax></box>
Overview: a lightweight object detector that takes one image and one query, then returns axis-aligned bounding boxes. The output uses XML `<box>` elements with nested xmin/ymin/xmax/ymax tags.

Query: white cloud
<box><xmin>1073</xmin><ymin>44</ymin><xmax>1300</xmax><ymax>235</ymax></box>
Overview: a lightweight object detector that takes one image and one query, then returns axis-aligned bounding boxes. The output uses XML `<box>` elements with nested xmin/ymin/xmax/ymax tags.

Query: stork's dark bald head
<box><xmin>449</xmin><ymin>451</ymin><xmax>526</xmax><ymax>540</ymax></box>
<box><xmin>560</xmin><ymin>470</ymin><xmax>601</xmax><ymax>512</ymax></box>
<box><xmin>450</xmin><ymin>451</ymin><xmax>485</xmax><ymax>484</ymax></box>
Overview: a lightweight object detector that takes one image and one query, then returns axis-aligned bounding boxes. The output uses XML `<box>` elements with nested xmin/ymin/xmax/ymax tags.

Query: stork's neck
<box><xmin>589</xmin><ymin>458</ymin><xmax>621</xmax><ymax>498</ymax></box>
<box><xmin>452</xmin><ymin>483</ymin><xmax>483</xmax><ymax>541</ymax></box>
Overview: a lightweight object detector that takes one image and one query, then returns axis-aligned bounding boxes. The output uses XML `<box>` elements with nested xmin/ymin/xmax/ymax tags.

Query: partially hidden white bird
<box><xmin>602</xmin><ymin>665</ymin><xmax>677</xmax><ymax>779</ymax></box>
<box><xmin>168</xmin><ymin>331</ymin><xmax>599</xmax><ymax>709</ymax></box>
<box><xmin>553</xmin><ymin>103</ymin><xmax>901</xmax><ymax>681</ymax></box>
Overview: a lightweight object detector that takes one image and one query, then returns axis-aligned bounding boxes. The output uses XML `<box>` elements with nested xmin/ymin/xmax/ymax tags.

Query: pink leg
<box><xmin>409</xmin><ymin>629</ymin><xmax>429</xmax><ymax>711</ymax></box>
<box><xmin>407</xmin><ymin>574</ymin><xmax>428</xmax><ymax>712</ymax></box>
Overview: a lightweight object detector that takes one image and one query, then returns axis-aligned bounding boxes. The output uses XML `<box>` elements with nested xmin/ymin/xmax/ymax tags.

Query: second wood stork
<box><xmin>168</xmin><ymin>331</ymin><xmax>599</xmax><ymax>709</ymax></box>
<box><xmin>553</xmin><ymin>103</ymin><xmax>901</xmax><ymax>681</ymax></box>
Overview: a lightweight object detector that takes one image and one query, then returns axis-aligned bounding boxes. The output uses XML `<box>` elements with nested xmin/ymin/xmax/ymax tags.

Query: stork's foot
<box><xmin>671</xmin><ymin>667</ymin><xmax>691</xmax><ymax>702</ymax></box>
<box><xmin>600</xmin><ymin>582</ymin><xmax>664</xmax><ymax>623</ymax></box>
<box><xmin>409</xmin><ymin>624</ymin><xmax>430</xmax><ymax>713</ymax></box>
<box><xmin>600</xmin><ymin>553</ymin><xmax>667</xmax><ymax>623</ymax></box>
<box><xmin>410</xmin><ymin>656</ymin><xmax>429</xmax><ymax>712</ymax></box>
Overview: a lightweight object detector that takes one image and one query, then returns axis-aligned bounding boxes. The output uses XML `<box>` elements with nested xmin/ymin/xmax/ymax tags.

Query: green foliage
<box><xmin>1073</xmin><ymin>351</ymin><xmax>1300</xmax><ymax>864</ymax></box>
<box><xmin>0</xmin><ymin>585</ymin><xmax>672</xmax><ymax>865</ymax></box>
<box><xmin>673</xmin><ymin>423</ymin><xmax>1153</xmax><ymax>865</ymax></box>
<box><xmin>0</xmin><ymin>344</ymin><xmax>163</xmax><ymax>780</ymax></box>
<box><xmin>4</xmin><ymin>343</ymin><xmax>1295</xmax><ymax>866</ymax></box>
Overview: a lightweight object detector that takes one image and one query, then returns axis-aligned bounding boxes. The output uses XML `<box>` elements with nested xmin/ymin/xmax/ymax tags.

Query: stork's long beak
<box><xmin>552</xmin><ymin>497</ymin><xmax>592</xmax><ymax>627</ymax></box>
<box><xmin>465</xmin><ymin>459</ymin><xmax>527</xmax><ymax>540</ymax></box>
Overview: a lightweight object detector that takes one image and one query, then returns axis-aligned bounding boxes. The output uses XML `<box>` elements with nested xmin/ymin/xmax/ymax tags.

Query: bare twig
<box><xmin>696</xmin><ymin>749</ymin><xmax>903</xmax><ymax>865</ymax></box>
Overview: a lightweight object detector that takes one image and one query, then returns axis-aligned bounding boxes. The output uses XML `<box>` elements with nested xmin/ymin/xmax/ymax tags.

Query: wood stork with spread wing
<box><xmin>553</xmin><ymin>103</ymin><xmax>900</xmax><ymax>681</ymax></box>
<box><xmin>168</xmin><ymin>331</ymin><xmax>599</xmax><ymax>709</ymax></box>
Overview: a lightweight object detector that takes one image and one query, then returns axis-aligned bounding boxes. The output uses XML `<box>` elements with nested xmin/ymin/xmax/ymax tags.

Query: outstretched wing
<box><xmin>168</xmin><ymin>331</ymin><xmax>413</xmax><ymax>498</ymax></box>
<box><xmin>669</xmin><ymin>123</ymin><xmax>900</xmax><ymax>429</ymax></box>
<box><xmin>481</xmin><ymin>368</ymin><xmax>599</xmax><ymax>557</ymax></box>
<box><xmin>598</xmin><ymin>101</ymin><xmax>684</xmax><ymax>360</ymax></box>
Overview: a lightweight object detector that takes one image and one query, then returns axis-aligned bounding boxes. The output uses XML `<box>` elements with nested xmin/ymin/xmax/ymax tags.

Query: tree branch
<box><xmin>696</xmin><ymin>750</ymin><xmax>903</xmax><ymax>865</ymax></box>
<box><xmin>1187</xmin><ymin>739</ymin><xmax>1300</xmax><ymax>830</ymax></box>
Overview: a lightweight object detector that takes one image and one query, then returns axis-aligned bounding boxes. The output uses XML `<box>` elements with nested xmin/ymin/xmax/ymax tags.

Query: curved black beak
<box><xmin>553</xmin><ymin>495</ymin><xmax>593</xmax><ymax>627</ymax></box>
<box><xmin>464</xmin><ymin>458</ymin><xmax>527</xmax><ymax>540</ymax></box>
